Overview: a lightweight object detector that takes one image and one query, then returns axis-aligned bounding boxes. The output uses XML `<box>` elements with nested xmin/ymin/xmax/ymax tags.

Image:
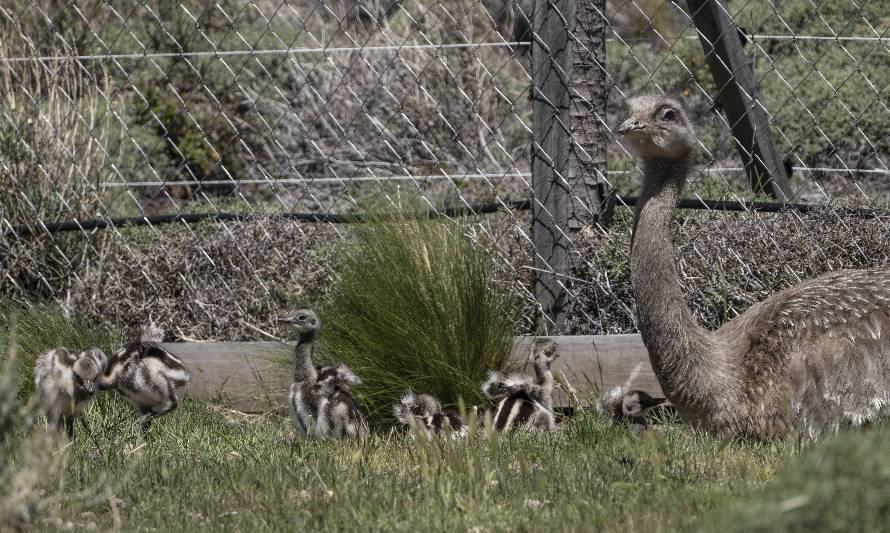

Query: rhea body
<box><xmin>618</xmin><ymin>94</ymin><xmax>890</xmax><ymax>440</ymax></box>
<box><xmin>482</xmin><ymin>339</ymin><xmax>559</xmax><ymax>431</ymax></box>
<box><xmin>278</xmin><ymin>308</ymin><xmax>366</xmax><ymax>438</ymax></box>
<box><xmin>597</xmin><ymin>385</ymin><xmax>666</xmax><ymax>426</ymax></box>
<box><xmin>34</xmin><ymin>347</ymin><xmax>107</xmax><ymax>437</ymax></box>
<box><xmin>99</xmin><ymin>338</ymin><xmax>190</xmax><ymax>431</ymax></box>
<box><xmin>394</xmin><ymin>391</ymin><xmax>465</xmax><ymax>438</ymax></box>
<box><xmin>314</xmin><ymin>363</ymin><xmax>367</xmax><ymax>438</ymax></box>
<box><xmin>278</xmin><ymin>308</ymin><xmax>323</xmax><ymax>436</ymax></box>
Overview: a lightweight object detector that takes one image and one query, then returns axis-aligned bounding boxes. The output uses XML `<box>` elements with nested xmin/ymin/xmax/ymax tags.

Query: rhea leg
<box><xmin>63</xmin><ymin>415</ymin><xmax>75</xmax><ymax>438</ymax></box>
<box><xmin>138</xmin><ymin>384</ymin><xmax>180</xmax><ymax>431</ymax></box>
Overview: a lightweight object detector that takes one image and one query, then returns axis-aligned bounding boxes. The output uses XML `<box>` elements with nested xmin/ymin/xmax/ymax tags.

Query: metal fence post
<box><xmin>531</xmin><ymin>0</ymin><xmax>576</xmax><ymax>334</ymax></box>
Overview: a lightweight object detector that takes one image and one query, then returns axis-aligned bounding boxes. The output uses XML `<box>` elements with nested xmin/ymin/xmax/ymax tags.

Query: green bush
<box><xmin>316</xmin><ymin>204</ymin><xmax>519</xmax><ymax>423</ymax></box>
<box><xmin>707</xmin><ymin>427</ymin><xmax>890</xmax><ymax>532</ymax></box>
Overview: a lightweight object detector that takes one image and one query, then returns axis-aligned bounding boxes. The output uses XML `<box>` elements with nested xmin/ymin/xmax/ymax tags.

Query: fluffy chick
<box><xmin>314</xmin><ymin>363</ymin><xmax>367</xmax><ymax>438</ymax></box>
<box><xmin>33</xmin><ymin>347</ymin><xmax>107</xmax><ymax>437</ymax></box>
<box><xmin>394</xmin><ymin>391</ymin><xmax>465</xmax><ymax>438</ymax></box>
<box><xmin>597</xmin><ymin>385</ymin><xmax>666</xmax><ymax>427</ymax></box>
<box><xmin>99</xmin><ymin>340</ymin><xmax>190</xmax><ymax>431</ymax></box>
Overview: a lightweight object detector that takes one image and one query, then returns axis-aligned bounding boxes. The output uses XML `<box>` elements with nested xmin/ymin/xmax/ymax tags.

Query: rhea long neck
<box><xmin>630</xmin><ymin>158</ymin><xmax>730</xmax><ymax>404</ymax></box>
<box><xmin>293</xmin><ymin>330</ymin><xmax>318</xmax><ymax>384</ymax></box>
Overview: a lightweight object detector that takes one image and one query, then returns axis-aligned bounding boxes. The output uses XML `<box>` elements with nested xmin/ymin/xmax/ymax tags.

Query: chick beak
<box><xmin>83</xmin><ymin>381</ymin><xmax>96</xmax><ymax>395</ymax></box>
<box><xmin>275</xmin><ymin>316</ymin><xmax>297</xmax><ymax>325</ymax></box>
<box><xmin>642</xmin><ymin>396</ymin><xmax>667</xmax><ymax>409</ymax></box>
<box><xmin>615</xmin><ymin>117</ymin><xmax>643</xmax><ymax>135</ymax></box>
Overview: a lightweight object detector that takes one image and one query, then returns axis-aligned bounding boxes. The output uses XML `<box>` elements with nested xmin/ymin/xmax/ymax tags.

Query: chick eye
<box><xmin>661</xmin><ymin>108</ymin><xmax>676</xmax><ymax>121</ymax></box>
<box><xmin>297</xmin><ymin>314</ymin><xmax>307</xmax><ymax>321</ymax></box>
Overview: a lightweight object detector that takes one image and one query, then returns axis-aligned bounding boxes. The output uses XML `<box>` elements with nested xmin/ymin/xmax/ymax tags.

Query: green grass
<box><xmin>42</xmin><ymin>399</ymin><xmax>794</xmax><ymax>532</ymax></box>
<box><xmin>708</xmin><ymin>425</ymin><xmax>890</xmax><ymax>532</ymax></box>
<box><xmin>316</xmin><ymin>202</ymin><xmax>519</xmax><ymax>424</ymax></box>
<box><xmin>4</xmin><ymin>308</ymin><xmax>890</xmax><ymax>532</ymax></box>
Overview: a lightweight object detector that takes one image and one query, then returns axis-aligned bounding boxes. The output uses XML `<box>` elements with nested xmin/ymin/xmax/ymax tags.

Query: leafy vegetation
<box><xmin>316</xmin><ymin>201</ymin><xmax>519</xmax><ymax>423</ymax></box>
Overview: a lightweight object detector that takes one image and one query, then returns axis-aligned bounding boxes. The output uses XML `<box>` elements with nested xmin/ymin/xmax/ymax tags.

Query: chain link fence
<box><xmin>2</xmin><ymin>0</ymin><xmax>889</xmax><ymax>340</ymax></box>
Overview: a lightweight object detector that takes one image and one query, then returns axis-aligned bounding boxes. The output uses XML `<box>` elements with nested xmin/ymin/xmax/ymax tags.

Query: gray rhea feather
<box><xmin>619</xmin><ymin>93</ymin><xmax>890</xmax><ymax>440</ymax></box>
<box><xmin>34</xmin><ymin>347</ymin><xmax>107</xmax><ymax>437</ymax></box>
<box><xmin>99</xmin><ymin>340</ymin><xmax>190</xmax><ymax>431</ymax></box>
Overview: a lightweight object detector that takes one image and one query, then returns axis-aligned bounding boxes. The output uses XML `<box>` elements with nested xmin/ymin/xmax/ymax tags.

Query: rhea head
<box><xmin>73</xmin><ymin>347</ymin><xmax>107</xmax><ymax>395</ymax></box>
<box><xmin>616</xmin><ymin>94</ymin><xmax>697</xmax><ymax>164</ymax></box>
<box><xmin>276</xmin><ymin>307</ymin><xmax>320</xmax><ymax>335</ymax></box>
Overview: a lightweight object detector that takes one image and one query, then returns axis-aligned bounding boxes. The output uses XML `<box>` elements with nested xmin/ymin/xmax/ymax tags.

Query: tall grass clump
<box><xmin>317</xmin><ymin>203</ymin><xmax>518</xmax><ymax>422</ymax></box>
<box><xmin>0</xmin><ymin>302</ymin><xmax>122</xmax><ymax>400</ymax></box>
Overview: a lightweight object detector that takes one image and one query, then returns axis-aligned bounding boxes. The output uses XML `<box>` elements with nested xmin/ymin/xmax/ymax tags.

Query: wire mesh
<box><xmin>1</xmin><ymin>0</ymin><xmax>889</xmax><ymax>340</ymax></box>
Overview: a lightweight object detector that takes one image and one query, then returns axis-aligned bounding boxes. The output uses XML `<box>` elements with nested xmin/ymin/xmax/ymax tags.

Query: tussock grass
<box><xmin>317</xmin><ymin>204</ymin><xmax>519</xmax><ymax>423</ymax></box>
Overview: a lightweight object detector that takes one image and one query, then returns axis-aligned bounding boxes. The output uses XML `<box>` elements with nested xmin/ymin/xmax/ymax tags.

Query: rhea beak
<box><xmin>642</xmin><ymin>396</ymin><xmax>667</xmax><ymax>409</ymax></box>
<box><xmin>616</xmin><ymin>117</ymin><xmax>643</xmax><ymax>135</ymax></box>
<box><xmin>83</xmin><ymin>381</ymin><xmax>96</xmax><ymax>395</ymax></box>
<box><xmin>275</xmin><ymin>316</ymin><xmax>298</xmax><ymax>325</ymax></box>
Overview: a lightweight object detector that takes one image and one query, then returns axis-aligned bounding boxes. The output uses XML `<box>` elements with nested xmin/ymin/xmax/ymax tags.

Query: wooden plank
<box><xmin>513</xmin><ymin>335</ymin><xmax>662</xmax><ymax>407</ymax></box>
<box><xmin>531</xmin><ymin>0</ymin><xmax>576</xmax><ymax>333</ymax></box>
<box><xmin>687</xmin><ymin>0</ymin><xmax>791</xmax><ymax>200</ymax></box>
<box><xmin>161</xmin><ymin>335</ymin><xmax>660</xmax><ymax>412</ymax></box>
<box><xmin>160</xmin><ymin>341</ymin><xmax>292</xmax><ymax>413</ymax></box>
<box><xmin>567</xmin><ymin>0</ymin><xmax>610</xmax><ymax>231</ymax></box>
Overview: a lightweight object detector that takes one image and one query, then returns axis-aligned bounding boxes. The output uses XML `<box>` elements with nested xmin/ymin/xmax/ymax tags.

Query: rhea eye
<box><xmin>297</xmin><ymin>314</ymin><xmax>307</xmax><ymax>321</ymax></box>
<box><xmin>661</xmin><ymin>108</ymin><xmax>676</xmax><ymax>121</ymax></box>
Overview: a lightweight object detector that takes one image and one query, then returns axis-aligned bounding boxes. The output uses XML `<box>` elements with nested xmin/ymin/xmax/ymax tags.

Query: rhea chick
<box><xmin>597</xmin><ymin>385</ymin><xmax>666</xmax><ymax>427</ymax></box>
<box><xmin>33</xmin><ymin>347</ymin><xmax>107</xmax><ymax>437</ymax></box>
<box><xmin>314</xmin><ymin>362</ymin><xmax>367</xmax><ymax>438</ymax></box>
<box><xmin>99</xmin><ymin>338</ymin><xmax>190</xmax><ymax>431</ymax></box>
<box><xmin>277</xmin><ymin>308</ymin><xmax>323</xmax><ymax>436</ymax></box>
<box><xmin>482</xmin><ymin>339</ymin><xmax>559</xmax><ymax>432</ymax></box>
<box><xmin>394</xmin><ymin>391</ymin><xmax>465</xmax><ymax>438</ymax></box>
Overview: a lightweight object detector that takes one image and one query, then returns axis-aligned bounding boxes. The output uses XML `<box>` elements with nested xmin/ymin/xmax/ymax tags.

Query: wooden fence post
<box><xmin>568</xmin><ymin>0</ymin><xmax>609</xmax><ymax>231</ymax></box>
<box><xmin>531</xmin><ymin>0</ymin><xmax>576</xmax><ymax>334</ymax></box>
<box><xmin>687</xmin><ymin>0</ymin><xmax>792</xmax><ymax>201</ymax></box>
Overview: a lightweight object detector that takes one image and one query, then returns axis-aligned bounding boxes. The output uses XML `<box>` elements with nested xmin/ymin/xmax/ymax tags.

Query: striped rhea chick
<box><xmin>99</xmin><ymin>333</ymin><xmax>190</xmax><ymax>431</ymax></box>
<box><xmin>597</xmin><ymin>385</ymin><xmax>667</xmax><ymax>427</ymax></box>
<box><xmin>394</xmin><ymin>391</ymin><xmax>465</xmax><ymax>438</ymax></box>
<box><xmin>34</xmin><ymin>347</ymin><xmax>107</xmax><ymax>437</ymax></box>
<box><xmin>277</xmin><ymin>307</ymin><xmax>324</xmax><ymax>437</ymax></box>
<box><xmin>482</xmin><ymin>339</ymin><xmax>560</xmax><ymax>432</ymax></box>
<box><xmin>314</xmin><ymin>363</ymin><xmax>367</xmax><ymax>438</ymax></box>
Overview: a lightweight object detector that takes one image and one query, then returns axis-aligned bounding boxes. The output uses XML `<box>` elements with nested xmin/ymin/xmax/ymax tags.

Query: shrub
<box><xmin>316</xmin><ymin>203</ymin><xmax>519</xmax><ymax>423</ymax></box>
<box><xmin>706</xmin><ymin>427</ymin><xmax>890</xmax><ymax>532</ymax></box>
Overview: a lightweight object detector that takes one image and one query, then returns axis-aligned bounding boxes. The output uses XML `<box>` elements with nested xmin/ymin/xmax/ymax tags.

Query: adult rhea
<box><xmin>618</xmin><ymin>93</ymin><xmax>890</xmax><ymax>440</ymax></box>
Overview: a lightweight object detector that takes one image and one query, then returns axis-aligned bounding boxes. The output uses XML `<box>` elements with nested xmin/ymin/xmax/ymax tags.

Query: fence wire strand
<box><xmin>2</xmin><ymin>0</ymin><xmax>890</xmax><ymax>339</ymax></box>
